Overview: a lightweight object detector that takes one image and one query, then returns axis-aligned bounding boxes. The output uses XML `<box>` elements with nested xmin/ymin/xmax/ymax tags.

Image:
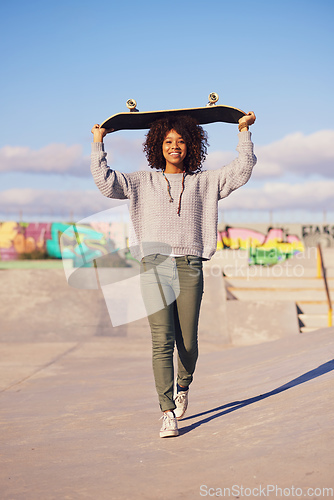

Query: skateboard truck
<box><xmin>207</xmin><ymin>92</ymin><xmax>219</xmax><ymax>107</ymax></box>
<box><xmin>127</xmin><ymin>94</ymin><xmax>219</xmax><ymax>112</ymax></box>
<box><xmin>126</xmin><ymin>99</ymin><xmax>139</xmax><ymax>112</ymax></box>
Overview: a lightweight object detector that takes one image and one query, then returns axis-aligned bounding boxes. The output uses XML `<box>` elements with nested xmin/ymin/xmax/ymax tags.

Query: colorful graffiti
<box><xmin>0</xmin><ymin>221</ymin><xmax>316</xmax><ymax>266</ymax></box>
<box><xmin>217</xmin><ymin>226</ymin><xmax>304</xmax><ymax>265</ymax></box>
<box><xmin>0</xmin><ymin>221</ymin><xmax>126</xmax><ymax>262</ymax></box>
<box><xmin>0</xmin><ymin>222</ymin><xmax>51</xmax><ymax>260</ymax></box>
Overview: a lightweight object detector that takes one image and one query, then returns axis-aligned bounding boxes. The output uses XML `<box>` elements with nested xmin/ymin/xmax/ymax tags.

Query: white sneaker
<box><xmin>160</xmin><ymin>411</ymin><xmax>179</xmax><ymax>438</ymax></box>
<box><xmin>174</xmin><ymin>390</ymin><xmax>189</xmax><ymax>420</ymax></box>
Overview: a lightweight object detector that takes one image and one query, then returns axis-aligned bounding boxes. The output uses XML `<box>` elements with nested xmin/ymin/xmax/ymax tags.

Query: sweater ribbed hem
<box><xmin>130</xmin><ymin>242</ymin><xmax>215</xmax><ymax>262</ymax></box>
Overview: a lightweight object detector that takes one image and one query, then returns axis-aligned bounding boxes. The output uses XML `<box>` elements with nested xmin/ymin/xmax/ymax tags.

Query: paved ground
<box><xmin>1</xmin><ymin>268</ymin><xmax>334</xmax><ymax>499</ymax></box>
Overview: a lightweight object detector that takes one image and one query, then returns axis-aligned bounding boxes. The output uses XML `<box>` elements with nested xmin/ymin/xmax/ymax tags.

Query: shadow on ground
<box><xmin>179</xmin><ymin>359</ymin><xmax>334</xmax><ymax>435</ymax></box>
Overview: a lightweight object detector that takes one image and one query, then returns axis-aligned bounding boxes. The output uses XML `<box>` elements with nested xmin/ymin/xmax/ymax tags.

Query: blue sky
<box><xmin>1</xmin><ymin>0</ymin><xmax>334</xmax><ymax>222</ymax></box>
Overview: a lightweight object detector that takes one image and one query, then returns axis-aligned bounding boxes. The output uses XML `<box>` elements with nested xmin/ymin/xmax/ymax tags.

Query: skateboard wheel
<box><xmin>126</xmin><ymin>99</ymin><xmax>137</xmax><ymax>110</ymax></box>
<box><xmin>208</xmin><ymin>92</ymin><xmax>219</xmax><ymax>104</ymax></box>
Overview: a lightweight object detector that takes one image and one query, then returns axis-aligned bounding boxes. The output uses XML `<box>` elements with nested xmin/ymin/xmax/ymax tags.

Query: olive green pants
<box><xmin>140</xmin><ymin>254</ymin><xmax>204</xmax><ymax>412</ymax></box>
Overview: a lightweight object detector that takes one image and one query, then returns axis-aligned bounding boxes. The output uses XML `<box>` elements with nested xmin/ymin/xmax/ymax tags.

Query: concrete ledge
<box><xmin>199</xmin><ymin>262</ymin><xmax>229</xmax><ymax>343</ymax></box>
<box><xmin>227</xmin><ymin>300</ymin><xmax>300</xmax><ymax>346</ymax></box>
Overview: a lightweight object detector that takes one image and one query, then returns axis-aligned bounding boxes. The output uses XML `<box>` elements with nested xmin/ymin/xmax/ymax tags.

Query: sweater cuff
<box><xmin>237</xmin><ymin>130</ymin><xmax>252</xmax><ymax>142</ymax></box>
<box><xmin>91</xmin><ymin>142</ymin><xmax>105</xmax><ymax>152</ymax></box>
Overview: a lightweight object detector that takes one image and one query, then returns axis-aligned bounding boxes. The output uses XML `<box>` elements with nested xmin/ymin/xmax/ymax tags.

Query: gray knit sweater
<box><xmin>91</xmin><ymin>131</ymin><xmax>256</xmax><ymax>261</ymax></box>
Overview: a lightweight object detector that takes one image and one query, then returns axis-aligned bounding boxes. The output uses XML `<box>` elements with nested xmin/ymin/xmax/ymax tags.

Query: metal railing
<box><xmin>317</xmin><ymin>244</ymin><xmax>333</xmax><ymax>327</ymax></box>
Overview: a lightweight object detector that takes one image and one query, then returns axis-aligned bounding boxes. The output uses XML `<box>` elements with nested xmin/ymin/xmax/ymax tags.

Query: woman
<box><xmin>91</xmin><ymin>111</ymin><xmax>256</xmax><ymax>437</ymax></box>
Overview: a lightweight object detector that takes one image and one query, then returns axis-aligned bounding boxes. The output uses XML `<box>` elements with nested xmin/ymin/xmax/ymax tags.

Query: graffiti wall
<box><xmin>217</xmin><ymin>226</ymin><xmax>305</xmax><ymax>265</ymax></box>
<box><xmin>0</xmin><ymin>222</ymin><xmax>126</xmax><ymax>262</ymax></box>
<box><xmin>1</xmin><ymin>221</ymin><xmax>333</xmax><ymax>263</ymax></box>
<box><xmin>302</xmin><ymin>224</ymin><xmax>334</xmax><ymax>247</ymax></box>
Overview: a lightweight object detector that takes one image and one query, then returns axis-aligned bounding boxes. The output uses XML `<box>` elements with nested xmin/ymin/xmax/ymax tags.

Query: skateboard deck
<box><xmin>100</xmin><ymin>93</ymin><xmax>246</xmax><ymax>132</ymax></box>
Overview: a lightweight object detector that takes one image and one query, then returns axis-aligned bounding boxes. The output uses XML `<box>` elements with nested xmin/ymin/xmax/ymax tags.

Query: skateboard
<box><xmin>100</xmin><ymin>93</ymin><xmax>246</xmax><ymax>132</ymax></box>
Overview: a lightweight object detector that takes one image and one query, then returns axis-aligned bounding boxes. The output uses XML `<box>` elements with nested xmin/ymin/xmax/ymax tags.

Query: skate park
<box><xmin>2</xmin><ymin>1</ymin><xmax>334</xmax><ymax>497</ymax></box>
<box><xmin>1</xmin><ymin>247</ymin><xmax>333</xmax><ymax>499</ymax></box>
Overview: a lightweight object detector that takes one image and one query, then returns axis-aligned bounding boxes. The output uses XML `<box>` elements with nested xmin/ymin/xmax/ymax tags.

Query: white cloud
<box><xmin>0</xmin><ymin>137</ymin><xmax>148</xmax><ymax>176</ymax></box>
<box><xmin>1</xmin><ymin>129</ymin><xmax>333</xmax><ymax>183</ymax></box>
<box><xmin>0</xmin><ymin>188</ymin><xmax>129</xmax><ymax>217</ymax></box>
<box><xmin>205</xmin><ymin>130</ymin><xmax>334</xmax><ymax>179</ymax></box>
<box><xmin>253</xmin><ymin>130</ymin><xmax>334</xmax><ymax>178</ymax></box>
<box><xmin>221</xmin><ymin>179</ymin><xmax>334</xmax><ymax>210</ymax></box>
<box><xmin>1</xmin><ymin>178</ymin><xmax>334</xmax><ymax>218</ymax></box>
<box><xmin>0</xmin><ymin>144</ymin><xmax>90</xmax><ymax>176</ymax></box>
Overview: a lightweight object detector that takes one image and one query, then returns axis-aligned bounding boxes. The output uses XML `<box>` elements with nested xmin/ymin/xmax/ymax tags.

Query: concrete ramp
<box><xmin>200</xmin><ymin>259</ymin><xmax>300</xmax><ymax>347</ymax></box>
<box><xmin>226</xmin><ymin>300</ymin><xmax>300</xmax><ymax>346</ymax></box>
<box><xmin>1</xmin><ymin>265</ymin><xmax>301</xmax><ymax>348</ymax></box>
<box><xmin>0</xmin><ymin>269</ymin><xmax>150</xmax><ymax>341</ymax></box>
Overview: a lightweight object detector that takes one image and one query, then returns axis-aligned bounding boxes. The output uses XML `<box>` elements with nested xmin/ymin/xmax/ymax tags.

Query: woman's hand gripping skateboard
<box><xmin>91</xmin><ymin>124</ymin><xmax>114</xmax><ymax>142</ymax></box>
<box><xmin>238</xmin><ymin>111</ymin><xmax>256</xmax><ymax>132</ymax></box>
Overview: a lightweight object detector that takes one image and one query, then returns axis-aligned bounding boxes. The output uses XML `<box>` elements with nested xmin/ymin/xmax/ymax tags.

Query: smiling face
<box><xmin>162</xmin><ymin>129</ymin><xmax>187</xmax><ymax>173</ymax></box>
